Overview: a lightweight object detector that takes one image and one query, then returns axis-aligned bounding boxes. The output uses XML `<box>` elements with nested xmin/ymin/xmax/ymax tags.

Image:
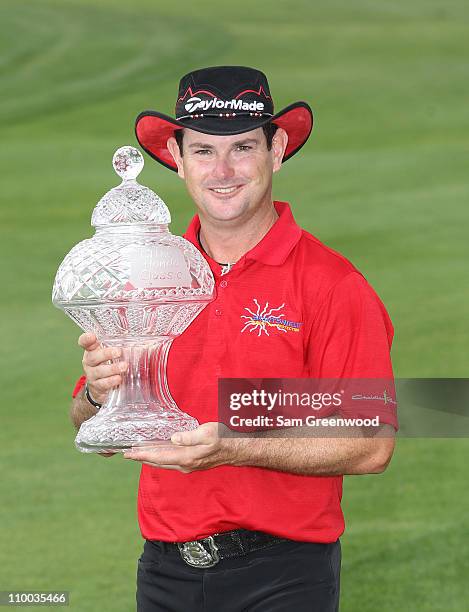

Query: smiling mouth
<box><xmin>207</xmin><ymin>185</ymin><xmax>244</xmax><ymax>197</ymax></box>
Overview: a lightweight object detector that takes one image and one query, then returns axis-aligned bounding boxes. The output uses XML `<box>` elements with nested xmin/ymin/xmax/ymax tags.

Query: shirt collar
<box><xmin>183</xmin><ymin>201</ymin><xmax>302</xmax><ymax>267</ymax></box>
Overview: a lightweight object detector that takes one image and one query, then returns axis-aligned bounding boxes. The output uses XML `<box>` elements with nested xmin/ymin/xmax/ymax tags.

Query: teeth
<box><xmin>212</xmin><ymin>187</ymin><xmax>237</xmax><ymax>194</ymax></box>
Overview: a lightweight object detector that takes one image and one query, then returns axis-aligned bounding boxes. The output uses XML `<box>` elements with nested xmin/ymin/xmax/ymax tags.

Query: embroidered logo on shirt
<box><xmin>240</xmin><ymin>299</ymin><xmax>302</xmax><ymax>337</ymax></box>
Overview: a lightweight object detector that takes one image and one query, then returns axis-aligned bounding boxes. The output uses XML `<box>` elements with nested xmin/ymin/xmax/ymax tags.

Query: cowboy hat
<box><xmin>135</xmin><ymin>66</ymin><xmax>313</xmax><ymax>172</ymax></box>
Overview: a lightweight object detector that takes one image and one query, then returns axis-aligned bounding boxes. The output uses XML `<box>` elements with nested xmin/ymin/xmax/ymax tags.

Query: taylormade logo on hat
<box><xmin>184</xmin><ymin>96</ymin><xmax>265</xmax><ymax>114</ymax></box>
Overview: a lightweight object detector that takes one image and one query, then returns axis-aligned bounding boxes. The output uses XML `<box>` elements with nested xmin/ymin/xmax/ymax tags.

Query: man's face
<box><xmin>167</xmin><ymin>127</ymin><xmax>287</xmax><ymax>225</ymax></box>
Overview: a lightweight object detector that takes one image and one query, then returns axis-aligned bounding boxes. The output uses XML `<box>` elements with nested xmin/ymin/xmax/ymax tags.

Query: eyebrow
<box><xmin>187</xmin><ymin>138</ymin><xmax>260</xmax><ymax>149</ymax></box>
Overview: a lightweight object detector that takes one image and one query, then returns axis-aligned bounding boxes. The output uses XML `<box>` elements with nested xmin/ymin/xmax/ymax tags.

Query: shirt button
<box><xmin>220</xmin><ymin>280</ymin><xmax>228</xmax><ymax>288</ymax></box>
<box><xmin>215</xmin><ymin>309</ymin><xmax>223</xmax><ymax>317</ymax></box>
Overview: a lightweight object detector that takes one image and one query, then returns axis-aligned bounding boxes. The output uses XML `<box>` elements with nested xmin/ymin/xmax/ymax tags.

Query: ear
<box><xmin>271</xmin><ymin>127</ymin><xmax>288</xmax><ymax>173</ymax></box>
<box><xmin>167</xmin><ymin>136</ymin><xmax>185</xmax><ymax>179</ymax></box>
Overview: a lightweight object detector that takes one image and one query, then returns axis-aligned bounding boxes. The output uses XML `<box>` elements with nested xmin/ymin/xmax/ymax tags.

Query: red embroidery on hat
<box><xmin>235</xmin><ymin>86</ymin><xmax>271</xmax><ymax>100</ymax></box>
<box><xmin>177</xmin><ymin>87</ymin><xmax>217</xmax><ymax>102</ymax></box>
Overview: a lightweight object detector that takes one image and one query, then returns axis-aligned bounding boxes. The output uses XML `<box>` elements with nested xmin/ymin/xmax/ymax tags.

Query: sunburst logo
<box><xmin>240</xmin><ymin>299</ymin><xmax>302</xmax><ymax>337</ymax></box>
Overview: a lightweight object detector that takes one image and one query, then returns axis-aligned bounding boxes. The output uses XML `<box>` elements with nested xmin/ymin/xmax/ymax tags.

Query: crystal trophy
<box><xmin>52</xmin><ymin>146</ymin><xmax>214</xmax><ymax>453</ymax></box>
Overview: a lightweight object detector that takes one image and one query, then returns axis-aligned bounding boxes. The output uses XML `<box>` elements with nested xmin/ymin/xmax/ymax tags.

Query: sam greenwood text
<box><xmin>229</xmin><ymin>415</ymin><xmax>381</xmax><ymax>428</ymax></box>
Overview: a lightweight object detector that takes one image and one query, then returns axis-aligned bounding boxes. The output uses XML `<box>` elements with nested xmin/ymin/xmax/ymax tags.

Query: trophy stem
<box><xmin>75</xmin><ymin>338</ymin><xmax>199</xmax><ymax>453</ymax></box>
<box><xmin>109</xmin><ymin>340</ymin><xmax>173</xmax><ymax>410</ymax></box>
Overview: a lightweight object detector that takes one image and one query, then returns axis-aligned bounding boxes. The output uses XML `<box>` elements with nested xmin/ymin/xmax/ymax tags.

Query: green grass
<box><xmin>1</xmin><ymin>0</ymin><xmax>469</xmax><ymax>610</ymax></box>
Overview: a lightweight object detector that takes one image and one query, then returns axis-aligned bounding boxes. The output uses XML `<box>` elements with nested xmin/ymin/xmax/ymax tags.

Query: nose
<box><xmin>212</xmin><ymin>154</ymin><xmax>235</xmax><ymax>182</ymax></box>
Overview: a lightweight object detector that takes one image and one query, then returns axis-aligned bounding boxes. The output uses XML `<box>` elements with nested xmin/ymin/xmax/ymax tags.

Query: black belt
<box><xmin>152</xmin><ymin>529</ymin><xmax>289</xmax><ymax>569</ymax></box>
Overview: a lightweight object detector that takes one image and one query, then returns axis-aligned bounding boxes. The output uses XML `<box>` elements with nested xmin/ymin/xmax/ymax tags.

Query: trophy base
<box><xmin>75</xmin><ymin>407</ymin><xmax>199</xmax><ymax>454</ymax></box>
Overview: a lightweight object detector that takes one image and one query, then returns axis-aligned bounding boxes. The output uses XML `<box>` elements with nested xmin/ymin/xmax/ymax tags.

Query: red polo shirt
<box><xmin>73</xmin><ymin>201</ymin><xmax>397</xmax><ymax>543</ymax></box>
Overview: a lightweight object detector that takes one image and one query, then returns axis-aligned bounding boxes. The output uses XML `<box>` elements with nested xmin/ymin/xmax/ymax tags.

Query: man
<box><xmin>71</xmin><ymin>66</ymin><xmax>398</xmax><ymax>611</ymax></box>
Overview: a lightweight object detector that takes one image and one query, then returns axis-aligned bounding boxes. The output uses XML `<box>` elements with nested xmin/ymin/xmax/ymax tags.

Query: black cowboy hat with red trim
<box><xmin>135</xmin><ymin>65</ymin><xmax>313</xmax><ymax>172</ymax></box>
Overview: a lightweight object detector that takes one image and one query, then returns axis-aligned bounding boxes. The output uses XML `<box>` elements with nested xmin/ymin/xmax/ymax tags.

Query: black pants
<box><xmin>136</xmin><ymin>538</ymin><xmax>341</xmax><ymax>611</ymax></box>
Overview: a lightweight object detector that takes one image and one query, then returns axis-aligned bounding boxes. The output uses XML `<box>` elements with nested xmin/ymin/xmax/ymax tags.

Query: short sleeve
<box><xmin>307</xmin><ymin>272</ymin><xmax>398</xmax><ymax>429</ymax></box>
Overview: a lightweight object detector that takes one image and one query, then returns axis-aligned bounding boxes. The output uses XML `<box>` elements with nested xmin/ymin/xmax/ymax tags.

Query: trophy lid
<box><xmin>91</xmin><ymin>146</ymin><xmax>171</xmax><ymax>227</ymax></box>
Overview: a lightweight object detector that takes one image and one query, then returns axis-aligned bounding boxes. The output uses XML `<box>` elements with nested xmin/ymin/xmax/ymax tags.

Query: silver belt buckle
<box><xmin>177</xmin><ymin>535</ymin><xmax>220</xmax><ymax>568</ymax></box>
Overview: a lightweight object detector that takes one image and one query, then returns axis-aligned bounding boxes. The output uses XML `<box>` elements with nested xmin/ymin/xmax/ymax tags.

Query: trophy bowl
<box><xmin>52</xmin><ymin>146</ymin><xmax>215</xmax><ymax>453</ymax></box>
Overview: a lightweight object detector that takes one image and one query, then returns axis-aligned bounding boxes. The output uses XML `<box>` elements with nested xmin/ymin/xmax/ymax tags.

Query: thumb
<box><xmin>171</xmin><ymin>423</ymin><xmax>216</xmax><ymax>446</ymax></box>
<box><xmin>78</xmin><ymin>332</ymin><xmax>99</xmax><ymax>351</ymax></box>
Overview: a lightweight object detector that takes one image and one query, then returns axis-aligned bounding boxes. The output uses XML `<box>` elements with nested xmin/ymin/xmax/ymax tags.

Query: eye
<box><xmin>236</xmin><ymin>145</ymin><xmax>252</xmax><ymax>152</ymax></box>
<box><xmin>194</xmin><ymin>149</ymin><xmax>212</xmax><ymax>156</ymax></box>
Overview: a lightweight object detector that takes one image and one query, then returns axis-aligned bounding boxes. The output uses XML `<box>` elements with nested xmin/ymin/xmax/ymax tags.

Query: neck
<box><xmin>198</xmin><ymin>203</ymin><xmax>279</xmax><ymax>264</ymax></box>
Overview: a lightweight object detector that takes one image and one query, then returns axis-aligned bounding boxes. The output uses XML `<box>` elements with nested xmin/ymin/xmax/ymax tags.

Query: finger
<box><xmin>123</xmin><ymin>445</ymin><xmax>190</xmax><ymax>464</ymax></box>
<box><xmin>127</xmin><ymin>458</ymin><xmax>192</xmax><ymax>473</ymax></box>
<box><xmin>88</xmin><ymin>375</ymin><xmax>123</xmax><ymax>395</ymax></box>
<box><xmin>141</xmin><ymin>462</ymin><xmax>188</xmax><ymax>471</ymax></box>
<box><xmin>78</xmin><ymin>332</ymin><xmax>100</xmax><ymax>351</ymax></box>
<box><xmin>84</xmin><ymin>347</ymin><xmax>122</xmax><ymax>367</ymax></box>
<box><xmin>85</xmin><ymin>361</ymin><xmax>127</xmax><ymax>382</ymax></box>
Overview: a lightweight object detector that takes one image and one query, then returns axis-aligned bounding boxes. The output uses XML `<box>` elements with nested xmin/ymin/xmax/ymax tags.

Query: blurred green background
<box><xmin>1</xmin><ymin>0</ymin><xmax>468</xmax><ymax>610</ymax></box>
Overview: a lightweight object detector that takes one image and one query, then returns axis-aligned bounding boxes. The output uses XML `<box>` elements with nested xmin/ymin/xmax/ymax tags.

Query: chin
<box><xmin>203</xmin><ymin>199</ymin><xmax>251</xmax><ymax>222</ymax></box>
<box><xmin>207</xmin><ymin>209</ymin><xmax>246</xmax><ymax>223</ymax></box>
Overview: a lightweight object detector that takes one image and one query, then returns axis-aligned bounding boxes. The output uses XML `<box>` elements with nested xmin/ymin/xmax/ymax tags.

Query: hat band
<box><xmin>177</xmin><ymin>111</ymin><xmax>274</xmax><ymax>120</ymax></box>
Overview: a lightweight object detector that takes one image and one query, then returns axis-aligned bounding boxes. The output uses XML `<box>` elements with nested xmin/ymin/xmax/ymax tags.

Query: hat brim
<box><xmin>135</xmin><ymin>102</ymin><xmax>313</xmax><ymax>172</ymax></box>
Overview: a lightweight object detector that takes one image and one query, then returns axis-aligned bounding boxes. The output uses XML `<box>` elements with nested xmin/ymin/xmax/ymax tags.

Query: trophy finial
<box><xmin>112</xmin><ymin>146</ymin><xmax>144</xmax><ymax>181</ymax></box>
<box><xmin>92</xmin><ymin>145</ymin><xmax>171</xmax><ymax>226</ymax></box>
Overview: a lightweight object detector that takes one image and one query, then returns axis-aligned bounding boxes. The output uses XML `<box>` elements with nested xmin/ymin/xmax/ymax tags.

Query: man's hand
<box><xmin>78</xmin><ymin>332</ymin><xmax>127</xmax><ymax>405</ymax></box>
<box><xmin>75</xmin><ymin>332</ymin><xmax>128</xmax><ymax>458</ymax></box>
<box><xmin>123</xmin><ymin>422</ymin><xmax>235</xmax><ymax>473</ymax></box>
